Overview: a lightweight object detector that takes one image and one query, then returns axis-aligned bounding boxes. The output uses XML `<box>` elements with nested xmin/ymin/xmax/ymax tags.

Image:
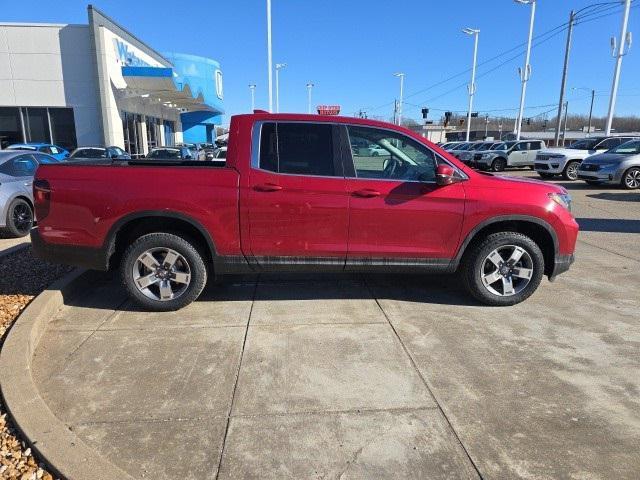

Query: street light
<box><xmin>267</xmin><ymin>0</ymin><xmax>273</xmax><ymax>112</ymax></box>
<box><xmin>572</xmin><ymin>87</ymin><xmax>595</xmax><ymax>136</ymax></box>
<box><xmin>605</xmin><ymin>0</ymin><xmax>632</xmax><ymax>135</ymax></box>
<box><xmin>275</xmin><ymin>63</ymin><xmax>287</xmax><ymax>113</ymax></box>
<box><xmin>514</xmin><ymin>0</ymin><xmax>536</xmax><ymax>140</ymax></box>
<box><xmin>393</xmin><ymin>72</ymin><xmax>405</xmax><ymax>126</ymax></box>
<box><xmin>249</xmin><ymin>84</ymin><xmax>256</xmax><ymax>111</ymax></box>
<box><xmin>306</xmin><ymin>83</ymin><xmax>314</xmax><ymax>114</ymax></box>
<box><xmin>462</xmin><ymin>27</ymin><xmax>480</xmax><ymax>142</ymax></box>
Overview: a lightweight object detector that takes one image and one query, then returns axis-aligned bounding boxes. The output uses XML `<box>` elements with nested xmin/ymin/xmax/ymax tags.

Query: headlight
<box><xmin>549</xmin><ymin>192</ymin><xmax>572</xmax><ymax>212</ymax></box>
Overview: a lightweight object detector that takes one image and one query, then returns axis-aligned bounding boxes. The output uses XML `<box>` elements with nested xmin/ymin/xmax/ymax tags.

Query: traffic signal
<box><xmin>421</xmin><ymin>108</ymin><xmax>429</xmax><ymax>119</ymax></box>
<box><xmin>444</xmin><ymin>111</ymin><xmax>452</xmax><ymax>127</ymax></box>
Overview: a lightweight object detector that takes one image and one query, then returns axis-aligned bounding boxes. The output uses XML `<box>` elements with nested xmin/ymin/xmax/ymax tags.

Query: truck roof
<box><xmin>233</xmin><ymin>112</ymin><xmax>417</xmax><ymax>132</ymax></box>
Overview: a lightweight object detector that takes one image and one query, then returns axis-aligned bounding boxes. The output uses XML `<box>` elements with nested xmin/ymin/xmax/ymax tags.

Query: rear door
<box><xmin>247</xmin><ymin>122</ymin><xmax>349</xmax><ymax>267</ymax></box>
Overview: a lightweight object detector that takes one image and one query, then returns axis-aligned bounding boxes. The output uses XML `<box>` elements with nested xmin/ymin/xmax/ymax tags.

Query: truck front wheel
<box><xmin>121</xmin><ymin>232</ymin><xmax>208</xmax><ymax>311</ymax></box>
<box><xmin>461</xmin><ymin>232</ymin><xmax>544</xmax><ymax>306</ymax></box>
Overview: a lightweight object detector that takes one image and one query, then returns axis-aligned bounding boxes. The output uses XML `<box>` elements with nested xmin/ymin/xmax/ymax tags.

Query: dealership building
<box><xmin>0</xmin><ymin>5</ymin><xmax>224</xmax><ymax>154</ymax></box>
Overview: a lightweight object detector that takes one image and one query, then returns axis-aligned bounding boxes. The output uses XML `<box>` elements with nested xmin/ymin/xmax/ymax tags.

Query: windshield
<box><xmin>148</xmin><ymin>148</ymin><xmax>181</xmax><ymax>159</ymax></box>
<box><xmin>490</xmin><ymin>143</ymin><xmax>507</xmax><ymax>150</ymax></box>
<box><xmin>568</xmin><ymin>138</ymin><xmax>601</xmax><ymax>150</ymax></box>
<box><xmin>608</xmin><ymin>140</ymin><xmax>640</xmax><ymax>154</ymax></box>
<box><xmin>477</xmin><ymin>143</ymin><xmax>493</xmax><ymax>151</ymax></box>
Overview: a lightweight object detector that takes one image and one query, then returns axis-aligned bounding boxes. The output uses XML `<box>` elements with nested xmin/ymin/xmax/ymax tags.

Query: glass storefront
<box><xmin>0</xmin><ymin>106</ymin><xmax>77</xmax><ymax>150</ymax></box>
<box><xmin>122</xmin><ymin>112</ymin><xmax>175</xmax><ymax>156</ymax></box>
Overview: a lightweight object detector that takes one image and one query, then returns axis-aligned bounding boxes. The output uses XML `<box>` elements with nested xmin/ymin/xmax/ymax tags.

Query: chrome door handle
<box><xmin>353</xmin><ymin>189</ymin><xmax>381</xmax><ymax>198</ymax></box>
<box><xmin>254</xmin><ymin>183</ymin><xmax>283</xmax><ymax>192</ymax></box>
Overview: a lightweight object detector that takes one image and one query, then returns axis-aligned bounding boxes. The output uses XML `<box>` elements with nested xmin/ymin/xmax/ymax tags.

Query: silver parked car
<box><xmin>0</xmin><ymin>151</ymin><xmax>60</xmax><ymax>237</ymax></box>
<box><xmin>577</xmin><ymin>139</ymin><xmax>640</xmax><ymax>189</ymax></box>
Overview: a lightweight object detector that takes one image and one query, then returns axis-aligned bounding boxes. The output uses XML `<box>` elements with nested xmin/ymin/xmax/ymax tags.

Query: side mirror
<box><xmin>435</xmin><ymin>164</ymin><xmax>460</xmax><ymax>186</ymax></box>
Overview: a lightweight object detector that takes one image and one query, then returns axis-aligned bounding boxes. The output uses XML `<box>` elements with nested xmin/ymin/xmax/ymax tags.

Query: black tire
<box><xmin>461</xmin><ymin>232</ymin><xmax>544</xmax><ymax>306</ymax></box>
<box><xmin>121</xmin><ymin>232</ymin><xmax>208</xmax><ymax>311</ymax></box>
<box><xmin>563</xmin><ymin>160</ymin><xmax>580</xmax><ymax>181</ymax></box>
<box><xmin>1</xmin><ymin>198</ymin><xmax>33</xmax><ymax>238</ymax></box>
<box><xmin>492</xmin><ymin>157</ymin><xmax>507</xmax><ymax>172</ymax></box>
<box><xmin>538</xmin><ymin>172</ymin><xmax>555</xmax><ymax>179</ymax></box>
<box><xmin>621</xmin><ymin>167</ymin><xmax>640</xmax><ymax>190</ymax></box>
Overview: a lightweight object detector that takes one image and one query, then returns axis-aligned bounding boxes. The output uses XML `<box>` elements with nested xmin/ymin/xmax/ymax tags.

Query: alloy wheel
<box><xmin>565</xmin><ymin>162</ymin><xmax>579</xmax><ymax>180</ymax></box>
<box><xmin>132</xmin><ymin>247</ymin><xmax>191</xmax><ymax>301</ymax></box>
<box><xmin>624</xmin><ymin>169</ymin><xmax>640</xmax><ymax>189</ymax></box>
<box><xmin>481</xmin><ymin>245</ymin><xmax>534</xmax><ymax>297</ymax></box>
<box><xmin>12</xmin><ymin>203</ymin><xmax>33</xmax><ymax>235</ymax></box>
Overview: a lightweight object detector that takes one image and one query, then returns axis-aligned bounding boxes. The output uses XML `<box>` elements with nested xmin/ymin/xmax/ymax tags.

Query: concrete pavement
<box><xmin>22</xmin><ymin>171</ymin><xmax>640</xmax><ymax>478</ymax></box>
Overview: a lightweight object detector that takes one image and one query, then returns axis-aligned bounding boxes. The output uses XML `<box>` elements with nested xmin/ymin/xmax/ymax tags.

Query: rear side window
<box><xmin>259</xmin><ymin>122</ymin><xmax>335</xmax><ymax>176</ymax></box>
<box><xmin>72</xmin><ymin>148</ymin><xmax>106</xmax><ymax>158</ymax></box>
<box><xmin>529</xmin><ymin>141</ymin><xmax>542</xmax><ymax>150</ymax></box>
<box><xmin>0</xmin><ymin>155</ymin><xmax>38</xmax><ymax>176</ymax></box>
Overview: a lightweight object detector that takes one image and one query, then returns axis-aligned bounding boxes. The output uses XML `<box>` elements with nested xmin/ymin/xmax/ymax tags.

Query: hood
<box><xmin>583</xmin><ymin>152</ymin><xmax>623</xmax><ymax>164</ymax></box>
<box><xmin>475</xmin><ymin>171</ymin><xmax>566</xmax><ymax>193</ymax></box>
<box><xmin>540</xmin><ymin>147</ymin><xmax>592</xmax><ymax>156</ymax></box>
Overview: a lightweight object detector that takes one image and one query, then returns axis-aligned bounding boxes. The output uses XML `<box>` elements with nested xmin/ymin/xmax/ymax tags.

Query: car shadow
<box><xmin>587</xmin><ymin>192</ymin><xmax>640</xmax><ymax>202</ymax></box>
<box><xmin>59</xmin><ymin>270</ymin><xmax>480</xmax><ymax>313</ymax></box>
<box><xmin>576</xmin><ymin>217</ymin><xmax>640</xmax><ymax>234</ymax></box>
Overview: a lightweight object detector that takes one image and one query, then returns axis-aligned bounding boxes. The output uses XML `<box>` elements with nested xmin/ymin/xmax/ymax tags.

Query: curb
<box><xmin>0</xmin><ymin>242</ymin><xmax>30</xmax><ymax>259</ymax></box>
<box><xmin>0</xmin><ymin>269</ymin><xmax>136</xmax><ymax>480</ymax></box>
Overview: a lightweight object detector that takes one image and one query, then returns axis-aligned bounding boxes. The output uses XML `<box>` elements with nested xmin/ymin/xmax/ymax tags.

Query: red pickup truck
<box><xmin>31</xmin><ymin>113</ymin><xmax>578</xmax><ymax>311</ymax></box>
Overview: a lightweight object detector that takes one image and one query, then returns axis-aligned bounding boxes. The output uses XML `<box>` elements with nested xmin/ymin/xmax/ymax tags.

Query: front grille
<box><xmin>474</xmin><ymin>153</ymin><xmax>482</xmax><ymax>160</ymax></box>
<box><xmin>579</xmin><ymin>164</ymin><xmax>600</xmax><ymax>172</ymax></box>
<box><xmin>536</xmin><ymin>154</ymin><xmax>550</xmax><ymax>161</ymax></box>
<box><xmin>535</xmin><ymin>163</ymin><xmax>549</xmax><ymax>170</ymax></box>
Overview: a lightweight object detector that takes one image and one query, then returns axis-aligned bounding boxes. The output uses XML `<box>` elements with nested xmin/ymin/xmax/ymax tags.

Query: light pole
<box><xmin>267</xmin><ymin>0</ymin><xmax>273</xmax><ymax>112</ymax></box>
<box><xmin>605</xmin><ymin>0</ymin><xmax>632</xmax><ymax>135</ymax></box>
<box><xmin>562</xmin><ymin>101</ymin><xmax>569</xmax><ymax>146</ymax></box>
<box><xmin>393</xmin><ymin>72</ymin><xmax>405</xmax><ymax>126</ymax></box>
<box><xmin>249</xmin><ymin>84</ymin><xmax>256</xmax><ymax>111</ymax></box>
<box><xmin>306</xmin><ymin>83</ymin><xmax>314</xmax><ymax>114</ymax></box>
<box><xmin>572</xmin><ymin>87</ymin><xmax>595</xmax><ymax>136</ymax></box>
<box><xmin>463</xmin><ymin>28</ymin><xmax>480</xmax><ymax>142</ymax></box>
<box><xmin>514</xmin><ymin>0</ymin><xmax>536</xmax><ymax>140</ymax></box>
<box><xmin>275</xmin><ymin>63</ymin><xmax>287</xmax><ymax>113</ymax></box>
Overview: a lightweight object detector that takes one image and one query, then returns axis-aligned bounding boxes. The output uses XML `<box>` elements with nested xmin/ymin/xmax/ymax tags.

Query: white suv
<box><xmin>534</xmin><ymin>136</ymin><xmax>639</xmax><ymax>180</ymax></box>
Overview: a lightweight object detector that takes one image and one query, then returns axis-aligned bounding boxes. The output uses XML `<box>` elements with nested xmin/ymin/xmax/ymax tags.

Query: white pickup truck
<box><xmin>534</xmin><ymin>136</ymin><xmax>639</xmax><ymax>180</ymax></box>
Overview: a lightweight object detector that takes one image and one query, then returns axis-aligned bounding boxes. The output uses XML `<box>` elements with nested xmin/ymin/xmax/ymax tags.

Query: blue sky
<box><xmin>3</xmin><ymin>1</ymin><xmax>640</xmax><ymax>124</ymax></box>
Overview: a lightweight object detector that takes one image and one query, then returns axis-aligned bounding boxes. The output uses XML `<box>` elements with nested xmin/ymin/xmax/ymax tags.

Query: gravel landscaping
<box><xmin>0</xmin><ymin>247</ymin><xmax>70</xmax><ymax>480</ymax></box>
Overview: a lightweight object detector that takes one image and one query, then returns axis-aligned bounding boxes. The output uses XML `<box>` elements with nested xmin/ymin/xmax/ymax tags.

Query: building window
<box><xmin>164</xmin><ymin>121</ymin><xmax>175</xmax><ymax>146</ymax></box>
<box><xmin>48</xmin><ymin>108</ymin><xmax>77</xmax><ymax>151</ymax></box>
<box><xmin>0</xmin><ymin>107</ymin><xmax>23</xmax><ymax>149</ymax></box>
<box><xmin>23</xmin><ymin>107</ymin><xmax>50</xmax><ymax>144</ymax></box>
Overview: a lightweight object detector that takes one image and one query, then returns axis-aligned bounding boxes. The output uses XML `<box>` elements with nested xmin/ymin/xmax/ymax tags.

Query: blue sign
<box><xmin>113</xmin><ymin>39</ymin><xmax>152</xmax><ymax>67</ymax></box>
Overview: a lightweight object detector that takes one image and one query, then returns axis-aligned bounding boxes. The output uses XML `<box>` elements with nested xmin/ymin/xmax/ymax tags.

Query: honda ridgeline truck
<box><xmin>31</xmin><ymin>113</ymin><xmax>578</xmax><ymax>311</ymax></box>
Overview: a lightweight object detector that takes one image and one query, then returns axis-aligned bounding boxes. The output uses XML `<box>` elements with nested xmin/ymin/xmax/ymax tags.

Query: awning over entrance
<box><xmin>120</xmin><ymin>66</ymin><xmax>221</xmax><ymax>113</ymax></box>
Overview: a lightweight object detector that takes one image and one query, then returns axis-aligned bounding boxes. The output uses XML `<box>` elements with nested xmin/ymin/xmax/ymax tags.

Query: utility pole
<box><xmin>499</xmin><ymin>120</ymin><xmax>503</xmax><ymax>140</ymax></box>
<box><xmin>554</xmin><ymin>10</ymin><xmax>575</xmax><ymax>146</ymax></box>
<box><xmin>514</xmin><ymin>0</ymin><xmax>536</xmax><ymax>140</ymax></box>
<box><xmin>587</xmin><ymin>89</ymin><xmax>595</xmax><ymax>135</ymax></box>
<box><xmin>267</xmin><ymin>0</ymin><xmax>273</xmax><ymax>112</ymax></box>
<box><xmin>605</xmin><ymin>0</ymin><xmax>632</xmax><ymax>135</ymax></box>
<box><xmin>484</xmin><ymin>114</ymin><xmax>489</xmax><ymax>138</ymax></box>
<box><xmin>275</xmin><ymin>63</ymin><xmax>286</xmax><ymax>113</ymax></box>
<box><xmin>306</xmin><ymin>83</ymin><xmax>314</xmax><ymax>114</ymax></box>
<box><xmin>249</xmin><ymin>84</ymin><xmax>256</xmax><ymax>111</ymax></box>
<box><xmin>562</xmin><ymin>101</ymin><xmax>569</xmax><ymax>146</ymax></box>
<box><xmin>463</xmin><ymin>28</ymin><xmax>480</xmax><ymax>142</ymax></box>
<box><xmin>393</xmin><ymin>73</ymin><xmax>405</xmax><ymax>125</ymax></box>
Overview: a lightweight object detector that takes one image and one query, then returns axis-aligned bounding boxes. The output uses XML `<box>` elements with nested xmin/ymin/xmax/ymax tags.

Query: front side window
<box><xmin>600</xmin><ymin>138</ymin><xmax>625</xmax><ymax>150</ymax></box>
<box><xmin>258</xmin><ymin>122</ymin><xmax>336</xmax><ymax>176</ymax></box>
<box><xmin>347</xmin><ymin>126</ymin><xmax>436</xmax><ymax>182</ymax></box>
<box><xmin>609</xmin><ymin>140</ymin><xmax>640</xmax><ymax>154</ymax></box>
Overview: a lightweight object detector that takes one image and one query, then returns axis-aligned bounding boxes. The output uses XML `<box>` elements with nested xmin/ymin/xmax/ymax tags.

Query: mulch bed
<box><xmin>0</xmin><ymin>246</ymin><xmax>71</xmax><ymax>480</ymax></box>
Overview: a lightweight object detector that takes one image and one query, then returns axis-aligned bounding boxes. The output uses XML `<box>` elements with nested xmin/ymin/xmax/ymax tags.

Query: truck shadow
<box><xmin>59</xmin><ymin>271</ymin><xmax>480</xmax><ymax>312</ymax></box>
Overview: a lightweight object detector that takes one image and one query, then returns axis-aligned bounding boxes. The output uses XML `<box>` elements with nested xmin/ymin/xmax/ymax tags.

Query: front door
<box><xmin>343</xmin><ymin>125</ymin><xmax>466</xmax><ymax>267</ymax></box>
<box><xmin>508</xmin><ymin>142</ymin><xmax>530</xmax><ymax>166</ymax></box>
<box><xmin>247</xmin><ymin>122</ymin><xmax>349</xmax><ymax>267</ymax></box>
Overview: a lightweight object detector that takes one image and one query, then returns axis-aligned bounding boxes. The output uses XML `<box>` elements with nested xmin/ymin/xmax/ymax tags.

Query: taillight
<box><xmin>33</xmin><ymin>179</ymin><xmax>51</xmax><ymax>220</ymax></box>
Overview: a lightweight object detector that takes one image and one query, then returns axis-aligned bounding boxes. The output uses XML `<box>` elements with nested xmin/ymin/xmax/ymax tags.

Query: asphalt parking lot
<box><xmin>30</xmin><ymin>169</ymin><xmax>640</xmax><ymax>479</ymax></box>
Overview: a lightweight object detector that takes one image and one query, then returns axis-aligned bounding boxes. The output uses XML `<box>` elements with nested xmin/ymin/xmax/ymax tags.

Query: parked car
<box><xmin>472</xmin><ymin>140</ymin><xmax>546</xmax><ymax>171</ymax></box>
<box><xmin>458</xmin><ymin>142</ymin><xmax>499</xmax><ymax>164</ymax></box>
<box><xmin>577</xmin><ymin>139</ymin><xmax>640</xmax><ymax>189</ymax></box>
<box><xmin>147</xmin><ymin>146</ymin><xmax>195</xmax><ymax>160</ymax></box>
<box><xmin>442</xmin><ymin>141</ymin><xmax>466</xmax><ymax>151</ymax></box>
<box><xmin>449</xmin><ymin>142</ymin><xmax>480</xmax><ymax>159</ymax></box>
<box><xmin>31</xmin><ymin>113</ymin><xmax>578</xmax><ymax>311</ymax></box>
<box><xmin>177</xmin><ymin>143</ymin><xmax>204</xmax><ymax>160</ymax></box>
<box><xmin>69</xmin><ymin>146</ymin><xmax>131</xmax><ymax>160</ymax></box>
<box><xmin>534</xmin><ymin>136</ymin><xmax>639</xmax><ymax>180</ymax></box>
<box><xmin>5</xmin><ymin>143</ymin><xmax>70</xmax><ymax>161</ymax></box>
<box><xmin>0</xmin><ymin>151</ymin><xmax>60</xmax><ymax>237</ymax></box>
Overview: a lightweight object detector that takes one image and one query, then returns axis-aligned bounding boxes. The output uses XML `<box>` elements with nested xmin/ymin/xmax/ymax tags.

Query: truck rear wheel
<box><xmin>461</xmin><ymin>232</ymin><xmax>544</xmax><ymax>306</ymax></box>
<box><xmin>121</xmin><ymin>232</ymin><xmax>207</xmax><ymax>311</ymax></box>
